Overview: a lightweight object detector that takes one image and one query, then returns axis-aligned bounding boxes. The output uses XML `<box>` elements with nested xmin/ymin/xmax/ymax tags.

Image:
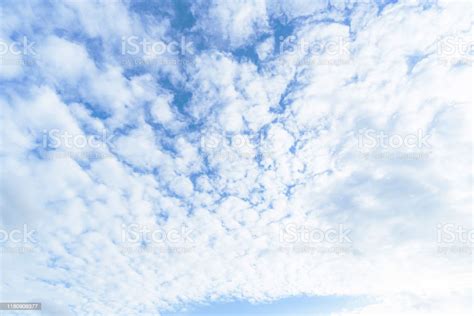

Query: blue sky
<box><xmin>0</xmin><ymin>0</ymin><xmax>472</xmax><ymax>315</ymax></box>
<box><xmin>162</xmin><ymin>295</ymin><xmax>370</xmax><ymax>316</ymax></box>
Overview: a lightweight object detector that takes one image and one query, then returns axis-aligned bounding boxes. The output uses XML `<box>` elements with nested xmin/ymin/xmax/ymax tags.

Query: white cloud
<box><xmin>195</xmin><ymin>0</ymin><xmax>269</xmax><ymax>48</ymax></box>
<box><xmin>1</xmin><ymin>0</ymin><xmax>472</xmax><ymax>315</ymax></box>
<box><xmin>256</xmin><ymin>36</ymin><xmax>274</xmax><ymax>61</ymax></box>
<box><xmin>38</xmin><ymin>36</ymin><xmax>95</xmax><ymax>82</ymax></box>
<box><xmin>150</xmin><ymin>93</ymin><xmax>175</xmax><ymax>124</ymax></box>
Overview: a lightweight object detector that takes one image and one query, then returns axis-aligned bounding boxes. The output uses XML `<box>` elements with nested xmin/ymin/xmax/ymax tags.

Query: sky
<box><xmin>0</xmin><ymin>0</ymin><xmax>472</xmax><ymax>315</ymax></box>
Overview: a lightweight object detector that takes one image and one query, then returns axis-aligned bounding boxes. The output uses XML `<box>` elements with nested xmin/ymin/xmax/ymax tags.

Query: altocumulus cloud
<box><xmin>0</xmin><ymin>0</ymin><xmax>472</xmax><ymax>315</ymax></box>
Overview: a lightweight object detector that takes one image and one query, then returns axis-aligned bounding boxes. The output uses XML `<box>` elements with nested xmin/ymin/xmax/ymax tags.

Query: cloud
<box><xmin>193</xmin><ymin>0</ymin><xmax>270</xmax><ymax>49</ymax></box>
<box><xmin>0</xmin><ymin>0</ymin><xmax>472</xmax><ymax>315</ymax></box>
<box><xmin>150</xmin><ymin>93</ymin><xmax>175</xmax><ymax>124</ymax></box>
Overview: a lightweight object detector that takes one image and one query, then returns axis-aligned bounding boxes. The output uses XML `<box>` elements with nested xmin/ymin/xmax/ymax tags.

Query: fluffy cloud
<box><xmin>0</xmin><ymin>0</ymin><xmax>472</xmax><ymax>315</ymax></box>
